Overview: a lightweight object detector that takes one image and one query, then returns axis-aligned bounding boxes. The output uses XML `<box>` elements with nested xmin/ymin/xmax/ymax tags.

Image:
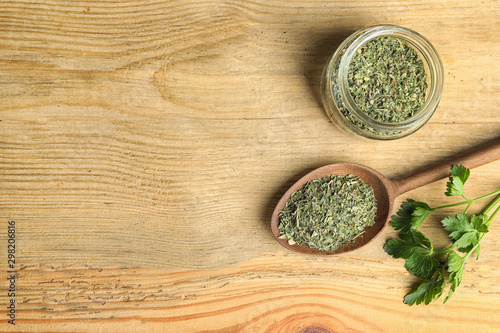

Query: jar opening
<box><xmin>336</xmin><ymin>25</ymin><xmax>443</xmax><ymax>131</ymax></box>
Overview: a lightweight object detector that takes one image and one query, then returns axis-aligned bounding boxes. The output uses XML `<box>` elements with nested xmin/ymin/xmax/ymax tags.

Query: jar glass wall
<box><xmin>320</xmin><ymin>25</ymin><xmax>444</xmax><ymax>140</ymax></box>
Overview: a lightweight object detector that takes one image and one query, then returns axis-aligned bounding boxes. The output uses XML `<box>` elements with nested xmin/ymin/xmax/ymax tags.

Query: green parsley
<box><xmin>384</xmin><ymin>165</ymin><xmax>500</xmax><ymax>305</ymax></box>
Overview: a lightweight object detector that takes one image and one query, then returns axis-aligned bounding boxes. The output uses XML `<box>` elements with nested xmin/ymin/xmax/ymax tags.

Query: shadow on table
<box><xmin>302</xmin><ymin>27</ymin><xmax>355</xmax><ymax>115</ymax></box>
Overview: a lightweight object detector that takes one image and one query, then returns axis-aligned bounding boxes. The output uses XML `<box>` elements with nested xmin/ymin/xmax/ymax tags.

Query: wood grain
<box><xmin>1</xmin><ymin>0</ymin><xmax>499</xmax><ymax>331</ymax></box>
<box><xmin>3</xmin><ymin>254</ymin><xmax>500</xmax><ymax>332</ymax></box>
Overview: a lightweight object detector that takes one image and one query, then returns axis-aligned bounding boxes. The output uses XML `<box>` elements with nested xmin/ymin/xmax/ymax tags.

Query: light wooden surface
<box><xmin>1</xmin><ymin>1</ymin><xmax>499</xmax><ymax>332</ymax></box>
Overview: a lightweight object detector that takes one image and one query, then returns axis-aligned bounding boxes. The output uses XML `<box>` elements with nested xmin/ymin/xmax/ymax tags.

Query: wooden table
<box><xmin>1</xmin><ymin>1</ymin><xmax>499</xmax><ymax>332</ymax></box>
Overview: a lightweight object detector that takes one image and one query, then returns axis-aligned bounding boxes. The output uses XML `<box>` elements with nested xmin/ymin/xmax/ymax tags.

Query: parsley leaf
<box><xmin>412</xmin><ymin>205</ymin><xmax>433</xmax><ymax>230</ymax></box>
<box><xmin>442</xmin><ymin>213</ymin><xmax>487</xmax><ymax>253</ymax></box>
<box><xmin>445</xmin><ymin>250</ymin><xmax>464</xmax><ymax>273</ymax></box>
<box><xmin>442</xmin><ymin>213</ymin><xmax>473</xmax><ymax>240</ymax></box>
<box><xmin>471</xmin><ymin>214</ymin><xmax>489</xmax><ymax>233</ymax></box>
<box><xmin>445</xmin><ymin>165</ymin><xmax>470</xmax><ymax>197</ymax></box>
<box><xmin>403</xmin><ymin>273</ymin><xmax>445</xmax><ymax>306</ymax></box>
<box><xmin>389</xmin><ymin>199</ymin><xmax>432</xmax><ymax>234</ymax></box>
<box><xmin>383</xmin><ymin>229</ymin><xmax>439</xmax><ymax>279</ymax></box>
<box><xmin>444</xmin><ymin>251</ymin><xmax>465</xmax><ymax>303</ymax></box>
<box><xmin>389</xmin><ymin>200</ymin><xmax>415</xmax><ymax>232</ymax></box>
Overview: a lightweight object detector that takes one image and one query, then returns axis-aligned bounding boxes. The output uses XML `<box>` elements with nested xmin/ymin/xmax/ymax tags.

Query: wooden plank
<box><xmin>0</xmin><ymin>0</ymin><xmax>499</xmax><ymax>331</ymax></box>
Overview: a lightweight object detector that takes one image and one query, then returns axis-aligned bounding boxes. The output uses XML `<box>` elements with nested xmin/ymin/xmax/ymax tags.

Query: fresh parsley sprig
<box><xmin>384</xmin><ymin>165</ymin><xmax>500</xmax><ymax>305</ymax></box>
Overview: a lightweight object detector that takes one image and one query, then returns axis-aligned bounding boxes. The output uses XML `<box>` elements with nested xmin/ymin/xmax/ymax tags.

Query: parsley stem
<box><xmin>431</xmin><ymin>188</ymin><xmax>500</xmax><ymax>211</ymax></box>
<box><xmin>473</xmin><ymin>189</ymin><xmax>500</xmax><ymax>205</ymax></box>
<box><xmin>482</xmin><ymin>193</ymin><xmax>500</xmax><ymax>216</ymax></box>
<box><xmin>433</xmin><ymin>245</ymin><xmax>454</xmax><ymax>259</ymax></box>
<box><xmin>464</xmin><ymin>201</ymin><xmax>473</xmax><ymax>214</ymax></box>
<box><xmin>431</xmin><ymin>200</ymin><xmax>469</xmax><ymax>211</ymax></box>
<box><xmin>484</xmin><ymin>195</ymin><xmax>500</xmax><ymax>227</ymax></box>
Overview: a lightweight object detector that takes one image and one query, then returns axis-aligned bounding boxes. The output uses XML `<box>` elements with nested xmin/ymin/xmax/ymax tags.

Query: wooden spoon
<box><xmin>271</xmin><ymin>137</ymin><xmax>500</xmax><ymax>255</ymax></box>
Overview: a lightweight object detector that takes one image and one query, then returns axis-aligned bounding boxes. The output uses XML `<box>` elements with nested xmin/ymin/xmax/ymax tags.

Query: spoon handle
<box><xmin>392</xmin><ymin>137</ymin><xmax>500</xmax><ymax>196</ymax></box>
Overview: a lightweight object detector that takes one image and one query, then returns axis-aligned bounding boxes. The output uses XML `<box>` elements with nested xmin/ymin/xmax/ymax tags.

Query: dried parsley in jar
<box><xmin>321</xmin><ymin>25</ymin><xmax>444</xmax><ymax>140</ymax></box>
<box><xmin>348</xmin><ymin>36</ymin><xmax>428</xmax><ymax>123</ymax></box>
<box><xmin>278</xmin><ymin>174</ymin><xmax>377</xmax><ymax>252</ymax></box>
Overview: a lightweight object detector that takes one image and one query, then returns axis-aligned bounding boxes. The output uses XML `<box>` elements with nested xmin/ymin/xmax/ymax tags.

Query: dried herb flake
<box><xmin>348</xmin><ymin>36</ymin><xmax>428</xmax><ymax>123</ymax></box>
<box><xmin>278</xmin><ymin>174</ymin><xmax>377</xmax><ymax>251</ymax></box>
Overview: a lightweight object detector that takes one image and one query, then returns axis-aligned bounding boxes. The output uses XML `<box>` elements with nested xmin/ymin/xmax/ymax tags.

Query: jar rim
<box><xmin>336</xmin><ymin>25</ymin><xmax>444</xmax><ymax>130</ymax></box>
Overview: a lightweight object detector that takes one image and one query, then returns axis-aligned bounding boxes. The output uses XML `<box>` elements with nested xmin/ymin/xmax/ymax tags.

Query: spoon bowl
<box><xmin>271</xmin><ymin>137</ymin><xmax>500</xmax><ymax>255</ymax></box>
<box><xmin>271</xmin><ymin>163</ymin><xmax>394</xmax><ymax>255</ymax></box>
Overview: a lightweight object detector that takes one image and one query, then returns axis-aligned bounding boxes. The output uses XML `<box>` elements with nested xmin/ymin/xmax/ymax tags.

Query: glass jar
<box><xmin>320</xmin><ymin>25</ymin><xmax>444</xmax><ymax>140</ymax></box>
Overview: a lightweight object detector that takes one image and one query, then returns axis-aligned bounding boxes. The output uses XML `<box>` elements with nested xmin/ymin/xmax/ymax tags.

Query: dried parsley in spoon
<box><xmin>278</xmin><ymin>174</ymin><xmax>377</xmax><ymax>252</ymax></box>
